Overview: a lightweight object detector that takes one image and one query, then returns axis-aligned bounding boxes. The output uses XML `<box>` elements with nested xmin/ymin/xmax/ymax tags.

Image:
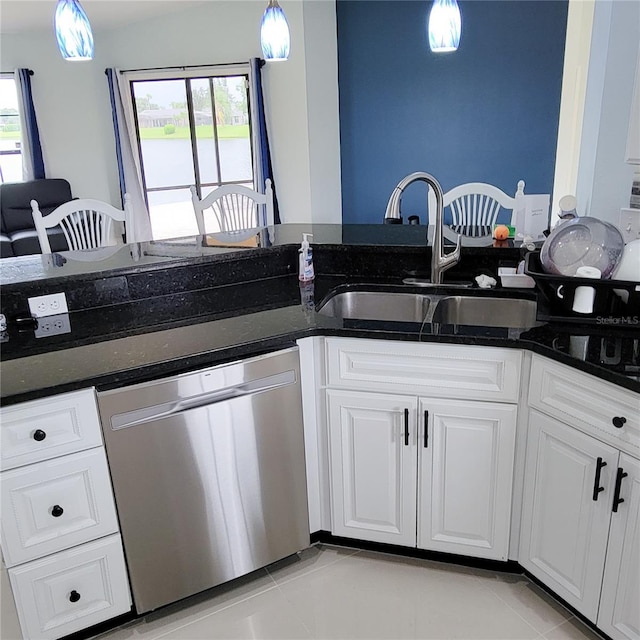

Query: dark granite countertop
<box><xmin>1</xmin><ymin>228</ymin><xmax>638</xmax><ymax>404</ymax></box>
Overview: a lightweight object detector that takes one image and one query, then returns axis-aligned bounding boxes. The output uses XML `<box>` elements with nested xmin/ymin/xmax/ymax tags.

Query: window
<box><xmin>130</xmin><ymin>70</ymin><xmax>253</xmax><ymax>240</ymax></box>
<box><xmin>0</xmin><ymin>76</ymin><xmax>23</xmax><ymax>184</ymax></box>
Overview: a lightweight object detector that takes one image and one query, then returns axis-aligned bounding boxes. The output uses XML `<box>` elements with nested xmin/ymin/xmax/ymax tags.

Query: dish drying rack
<box><xmin>524</xmin><ymin>251</ymin><xmax>640</xmax><ymax>326</ymax></box>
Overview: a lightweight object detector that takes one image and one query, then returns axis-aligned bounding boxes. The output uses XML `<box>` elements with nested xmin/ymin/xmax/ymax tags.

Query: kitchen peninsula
<box><xmin>1</xmin><ymin>224</ymin><xmax>638</xmax><ymax>400</ymax></box>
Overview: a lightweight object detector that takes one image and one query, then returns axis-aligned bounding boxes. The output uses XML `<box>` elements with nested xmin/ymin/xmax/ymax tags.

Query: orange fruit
<box><xmin>494</xmin><ymin>225</ymin><xmax>510</xmax><ymax>240</ymax></box>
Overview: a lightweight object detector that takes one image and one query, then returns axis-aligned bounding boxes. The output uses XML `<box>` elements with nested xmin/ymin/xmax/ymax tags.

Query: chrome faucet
<box><xmin>384</xmin><ymin>172</ymin><xmax>462</xmax><ymax>284</ymax></box>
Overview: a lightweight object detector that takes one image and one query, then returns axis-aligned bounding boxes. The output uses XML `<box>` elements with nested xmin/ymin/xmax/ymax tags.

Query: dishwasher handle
<box><xmin>110</xmin><ymin>369</ymin><xmax>296</xmax><ymax>430</ymax></box>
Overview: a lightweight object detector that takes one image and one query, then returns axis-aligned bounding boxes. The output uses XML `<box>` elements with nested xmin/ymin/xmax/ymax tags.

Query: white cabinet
<box><xmin>520</xmin><ymin>355</ymin><xmax>640</xmax><ymax>638</ymax></box>
<box><xmin>528</xmin><ymin>356</ymin><xmax>640</xmax><ymax>457</ymax></box>
<box><xmin>598</xmin><ymin>454</ymin><xmax>640</xmax><ymax>640</ymax></box>
<box><xmin>328</xmin><ymin>390</ymin><xmax>417</xmax><ymax>546</ymax></box>
<box><xmin>326</xmin><ymin>339</ymin><xmax>520</xmax><ymax>561</ymax></box>
<box><xmin>9</xmin><ymin>534</ymin><xmax>130</xmax><ymax>640</ymax></box>
<box><xmin>1</xmin><ymin>561</ymin><xmax>21</xmax><ymax>640</ymax></box>
<box><xmin>1</xmin><ymin>447</ymin><xmax>120</xmax><ymax>566</ymax></box>
<box><xmin>0</xmin><ymin>389</ymin><xmax>131</xmax><ymax>640</ymax></box>
<box><xmin>419</xmin><ymin>399</ymin><xmax>517</xmax><ymax>559</ymax></box>
<box><xmin>1</xmin><ymin>389</ymin><xmax>104</xmax><ymax>471</ymax></box>
<box><xmin>520</xmin><ymin>410</ymin><xmax>617</xmax><ymax>619</ymax></box>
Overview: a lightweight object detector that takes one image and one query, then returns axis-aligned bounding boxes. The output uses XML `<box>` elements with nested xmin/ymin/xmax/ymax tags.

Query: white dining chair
<box><xmin>428</xmin><ymin>180</ymin><xmax>525</xmax><ymax>227</ymax></box>
<box><xmin>189</xmin><ymin>180</ymin><xmax>274</xmax><ymax>236</ymax></box>
<box><xmin>31</xmin><ymin>195</ymin><xmax>133</xmax><ymax>254</ymax></box>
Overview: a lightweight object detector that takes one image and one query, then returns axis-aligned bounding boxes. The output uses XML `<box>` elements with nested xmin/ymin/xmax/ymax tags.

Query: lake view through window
<box><xmin>131</xmin><ymin>74</ymin><xmax>253</xmax><ymax>240</ymax></box>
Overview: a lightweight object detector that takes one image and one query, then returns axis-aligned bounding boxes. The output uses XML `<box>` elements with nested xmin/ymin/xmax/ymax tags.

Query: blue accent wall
<box><xmin>337</xmin><ymin>0</ymin><xmax>568</xmax><ymax>224</ymax></box>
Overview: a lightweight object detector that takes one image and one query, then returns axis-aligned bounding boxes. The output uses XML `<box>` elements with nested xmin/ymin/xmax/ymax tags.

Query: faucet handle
<box><xmin>442</xmin><ymin>233</ymin><xmax>462</xmax><ymax>267</ymax></box>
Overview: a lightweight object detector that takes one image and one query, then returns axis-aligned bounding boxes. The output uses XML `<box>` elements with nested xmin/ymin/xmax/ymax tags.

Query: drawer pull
<box><xmin>51</xmin><ymin>505</ymin><xmax>64</xmax><ymax>518</ymax></box>
<box><xmin>424</xmin><ymin>410</ymin><xmax>429</xmax><ymax>448</ymax></box>
<box><xmin>68</xmin><ymin>590</ymin><xmax>81</xmax><ymax>603</ymax></box>
<box><xmin>612</xmin><ymin>416</ymin><xmax>627</xmax><ymax>429</ymax></box>
<box><xmin>32</xmin><ymin>429</ymin><xmax>47</xmax><ymax>442</ymax></box>
<box><xmin>592</xmin><ymin>457</ymin><xmax>607</xmax><ymax>501</ymax></box>
<box><xmin>612</xmin><ymin>467</ymin><xmax>629</xmax><ymax>513</ymax></box>
<box><xmin>403</xmin><ymin>408</ymin><xmax>410</xmax><ymax>446</ymax></box>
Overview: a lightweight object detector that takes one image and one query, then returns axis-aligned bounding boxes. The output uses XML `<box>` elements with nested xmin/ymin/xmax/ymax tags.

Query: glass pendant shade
<box><xmin>260</xmin><ymin>0</ymin><xmax>290</xmax><ymax>61</ymax></box>
<box><xmin>54</xmin><ymin>0</ymin><xmax>94</xmax><ymax>61</ymax></box>
<box><xmin>428</xmin><ymin>0</ymin><xmax>461</xmax><ymax>53</ymax></box>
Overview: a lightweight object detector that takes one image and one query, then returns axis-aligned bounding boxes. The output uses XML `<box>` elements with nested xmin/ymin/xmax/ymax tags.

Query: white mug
<box><xmin>572</xmin><ymin>266</ymin><xmax>601</xmax><ymax>314</ymax></box>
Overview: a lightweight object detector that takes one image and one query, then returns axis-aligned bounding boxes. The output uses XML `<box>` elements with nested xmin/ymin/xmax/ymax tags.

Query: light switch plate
<box><xmin>27</xmin><ymin>293</ymin><xmax>68</xmax><ymax>318</ymax></box>
<box><xmin>619</xmin><ymin>208</ymin><xmax>640</xmax><ymax>243</ymax></box>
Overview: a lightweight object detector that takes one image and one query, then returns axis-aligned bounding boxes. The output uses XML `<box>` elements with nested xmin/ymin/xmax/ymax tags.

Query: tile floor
<box><xmin>92</xmin><ymin>544</ymin><xmax>604</xmax><ymax>640</ymax></box>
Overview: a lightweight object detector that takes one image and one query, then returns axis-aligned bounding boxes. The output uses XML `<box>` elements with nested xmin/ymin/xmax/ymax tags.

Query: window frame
<box><xmin>125</xmin><ymin>64</ymin><xmax>255</xmax><ymax>208</ymax></box>
<box><xmin>0</xmin><ymin>73</ymin><xmax>23</xmax><ymax>184</ymax></box>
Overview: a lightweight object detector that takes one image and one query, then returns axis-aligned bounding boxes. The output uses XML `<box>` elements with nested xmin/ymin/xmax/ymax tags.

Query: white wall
<box><xmin>0</xmin><ymin>30</ymin><xmax>117</xmax><ymax>202</ymax></box>
<box><xmin>551</xmin><ymin>0</ymin><xmax>594</xmax><ymax>223</ymax></box>
<box><xmin>0</xmin><ymin>0</ymin><xmax>343</xmax><ymax>224</ymax></box>
<box><xmin>575</xmin><ymin>0</ymin><xmax>639</xmax><ymax>224</ymax></box>
<box><xmin>302</xmin><ymin>0</ymin><xmax>342</xmax><ymax>224</ymax></box>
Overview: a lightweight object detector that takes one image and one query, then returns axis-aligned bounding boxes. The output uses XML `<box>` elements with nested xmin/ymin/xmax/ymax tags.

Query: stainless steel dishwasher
<box><xmin>97</xmin><ymin>347</ymin><xmax>309</xmax><ymax>614</ymax></box>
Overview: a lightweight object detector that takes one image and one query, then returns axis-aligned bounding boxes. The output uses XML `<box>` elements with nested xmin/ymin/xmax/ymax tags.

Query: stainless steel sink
<box><xmin>316</xmin><ymin>290</ymin><xmax>433</xmax><ymax>323</ymax></box>
<box><xmin>430</xmin><ymin>296</ymin><xmax>538</xmax><ymax>328</ymax></box>
<box><xmin>316</xmin><ymin>288</ymin><xmax>539</xmax><ymax>329</ymax></box>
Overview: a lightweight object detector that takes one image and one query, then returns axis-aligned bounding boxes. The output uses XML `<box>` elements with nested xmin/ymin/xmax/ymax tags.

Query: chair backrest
<box><xmin>428</xmin><ymin>180</ymin><xmax>525</xmax><ymax>226</ymax></box>
<box><xmin>31</xmin><ymin>194</ymin><xmax>132</xmax><ymax>254</ymax></box>
<box><xmin>190</xmin><ymin>180</ymin><xmax>274</xmax><ymax>236</ymax></box>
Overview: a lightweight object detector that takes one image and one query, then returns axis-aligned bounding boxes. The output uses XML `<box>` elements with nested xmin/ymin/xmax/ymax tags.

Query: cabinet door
<box><xmin>418</xmin><ymin>399</ymin><xmax>517</xmax><ymax>560</ymax></box>
<box><xmin>520</xmin><ymin>409</ymin><xmax>618</xmax><ymax>622</ymax></box>
<box><xmin>598</xmin><ymin>453</ymin><xmax>640</xmax><ymax>640</ymax></box>
<box><xmin>327</xmin><ymin>390</ymin><xmax>417</xmax><ymax>546</ymax></box>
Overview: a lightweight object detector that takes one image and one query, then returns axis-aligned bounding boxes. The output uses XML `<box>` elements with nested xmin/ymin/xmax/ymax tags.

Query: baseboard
<box><xmin>310</xmin><ymin>530</ymin><xmax>521</xmax><ymax>574</ymax></box>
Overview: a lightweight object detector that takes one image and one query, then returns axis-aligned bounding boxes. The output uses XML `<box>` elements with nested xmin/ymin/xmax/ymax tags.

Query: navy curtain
<box><xmin>249</xmin><ymin>58</ymin><xmax>280</xmax><ymax>224</ymax></box>
<box><xmin>105</xmin><ymin>69</ymin><xmax>126</xmax><ymax>198</ymax></box>
<box><xmin>15</xmin><ymin>69</ymin><xmax>45</xmax><ymax>180</ymax></box>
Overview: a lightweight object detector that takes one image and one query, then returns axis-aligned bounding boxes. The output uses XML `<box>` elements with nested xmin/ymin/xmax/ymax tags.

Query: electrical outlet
<box><xmin>28</xmin><ymin>292</ymin><xmax>68</xmax><ymax>318</ymax></box>
<box><xmin>34</xmin><ymin>313</ymin><xmax>71</xmax><ymax>339</ymax></box>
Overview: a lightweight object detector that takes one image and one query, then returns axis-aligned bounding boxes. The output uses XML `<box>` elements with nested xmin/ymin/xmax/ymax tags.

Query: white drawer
<box><xmin>325</xmin><ymin>338</ymin><xmax>522</xmax><ymax>403</ymax></box>
<box><xmin>1</xmin><ymin>389</ymin><xmax>103</xmax><ymax>471</ymax></box>
<box><xmin>529</xmin><ymin>355</ymin><xmax>640</xmax><ymax>457</ymax></box>
<box><xmin>1</xmin><ymin>448</ymin><xmax>119</xmax><ymax>567</ymax></box>
<box><xmin>8</xmin><ymin>534</ymin><xmax>131</xmax><ymax>640</ymax></box>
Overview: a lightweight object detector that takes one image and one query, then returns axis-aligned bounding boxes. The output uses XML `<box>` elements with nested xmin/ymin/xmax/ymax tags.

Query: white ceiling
<box><xmin>0</xmin><ymin>0</ymin><xmax>209</xmax><ymax>34</ymax></box>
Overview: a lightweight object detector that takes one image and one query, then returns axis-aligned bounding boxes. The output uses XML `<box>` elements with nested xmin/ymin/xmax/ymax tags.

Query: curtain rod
<box><xmin>106</xmin><ymin>60</ymin><xmax>264</xmax><ymax>74</ymax></box>
<box><xmin>1</xmin><ymin>69</ymin><xmax>34</xmax><ymax>75</ymax></box>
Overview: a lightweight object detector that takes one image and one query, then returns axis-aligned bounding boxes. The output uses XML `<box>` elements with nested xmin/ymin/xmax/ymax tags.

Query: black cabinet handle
<box><xmin>592</xmin><ymin>457</ymin><xmax>607</xmax><ymax>501</ymax></box>
<box><xmin>424</xmin><ymin>410</ymin><xmax>429</xmax><ymax>448</ymax></box>
<box><xmin>403</xmin><ymin>408</ymin><xmax>409</xmax><ymax>446</ymax></box>
<box><xmin>69</xmin><ymin>590</ymin><xmax>81</xmax><ymax>603</ymax></box>
<box><xmin>51</xmin><ymin>505</ymin><xmax>64</xmax><ymax>517</ymax></box>
<box><xmin>612</xmin><ymin>467</ymin><xmax>628</xmax><ymax>513</ymax></box>
<box><xmin>33</xmin><ymin>429</ymin><xmax>47</xmax><ymax>442</ymax></box>
<box><xmin>612</xmin><ymin>416</ymin><xmax>627</xmax><ymax>429</ymax></box>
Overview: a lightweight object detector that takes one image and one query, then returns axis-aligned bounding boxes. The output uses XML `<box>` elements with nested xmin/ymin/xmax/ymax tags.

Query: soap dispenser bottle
<box><xmin>298</xmin><ymin>233</ymin><xmax>314</xmax><ymax>282</ymax></box>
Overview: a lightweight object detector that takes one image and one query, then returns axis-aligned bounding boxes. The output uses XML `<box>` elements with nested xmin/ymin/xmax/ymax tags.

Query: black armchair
<box><xmin>1</xmin><ymin>178</ymin><xmax>72</xmax><ymax>257</ymax></box>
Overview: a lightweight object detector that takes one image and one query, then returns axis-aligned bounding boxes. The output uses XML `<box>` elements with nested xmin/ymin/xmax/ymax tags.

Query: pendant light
<box><xmin>428</xmin><ymin>0</ymin><xmax>461</xmax><ymax>53</ymax></box>
<box><xmin>54</xmin><ymin>0</ymin><xmax>94</xmax><ymax>61</ymax></box>
<box><xmin>260</xmin><ymin>0</ymin><xmax>290</xmax><ymax>61</ymax></box>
